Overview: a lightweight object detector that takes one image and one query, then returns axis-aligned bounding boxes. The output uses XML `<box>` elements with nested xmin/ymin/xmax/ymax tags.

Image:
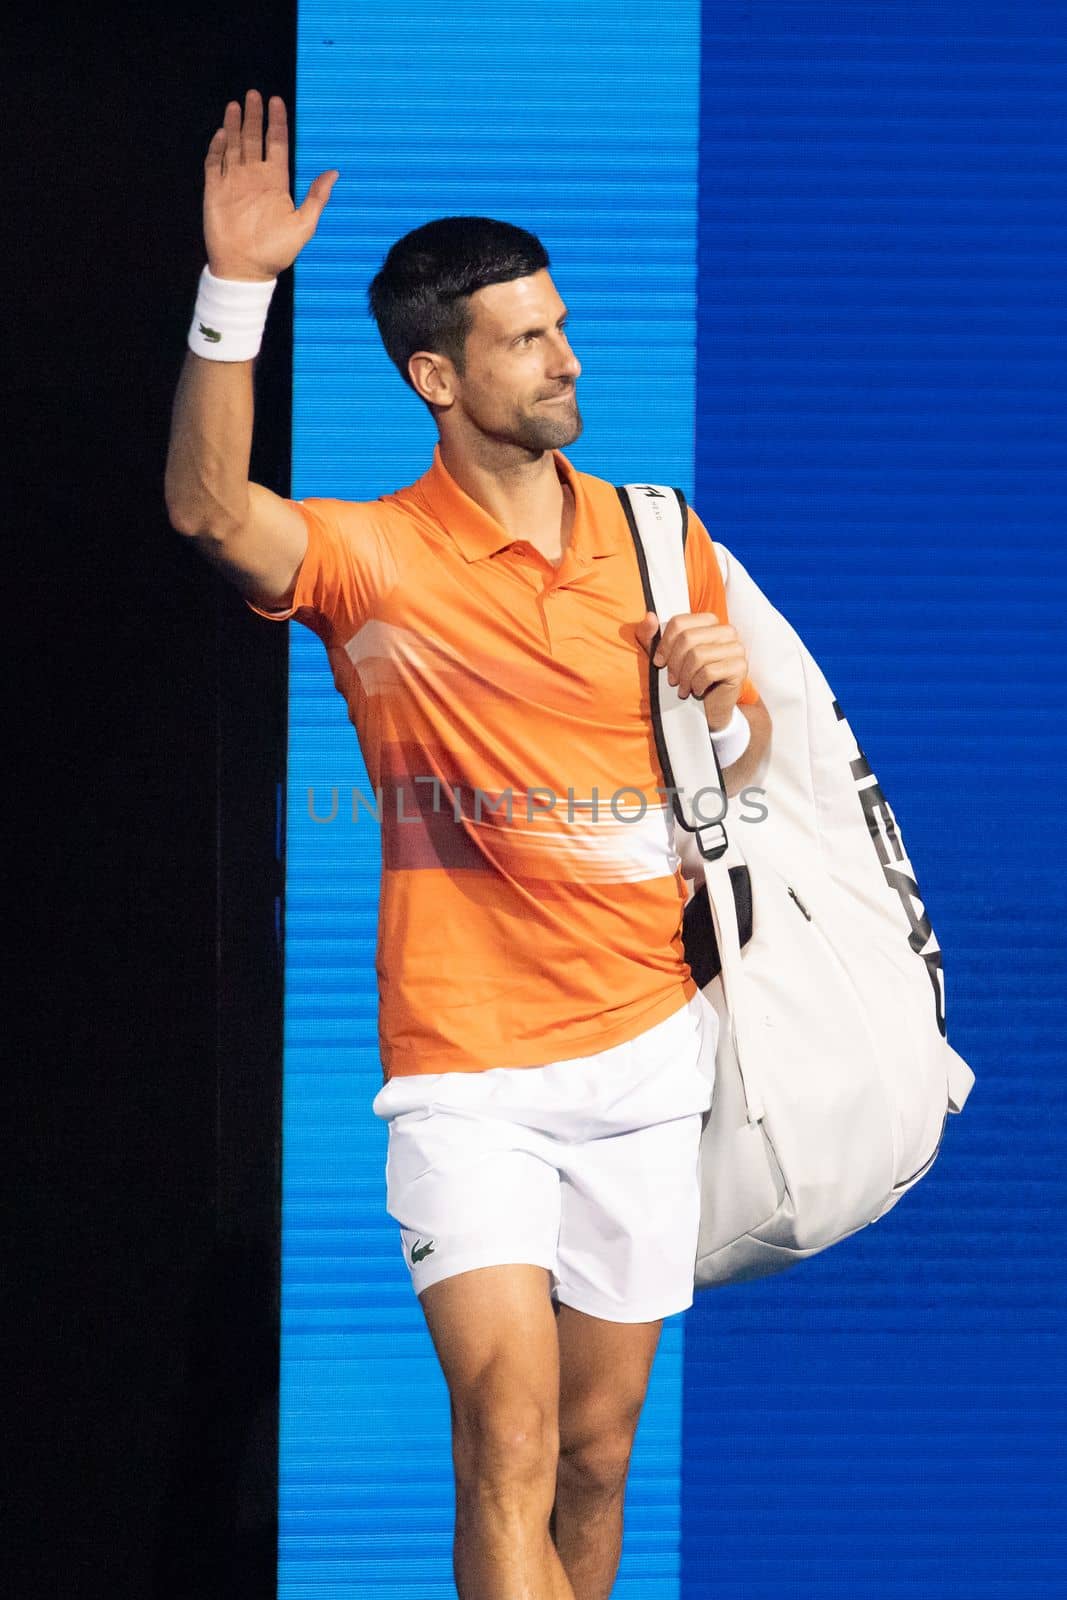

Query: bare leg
<box><xmin>453</xmin><ymin>1424</ymin><xmax>576</xmax><ymax>1600</ymax></box>
<box><xmin>419</xmin><ymin>1264</ymin><xmax>577</xmax><ymax>1600</ymax></box>
<box><xmin>550</xmin><ymin>1301</ymin><xmax>663</xmax><ymax>1600</ymax></box>
<box><xmin>550</xmin><ymin>1462</ymin><xmax>627</xmax><ymax>1600</ymax></box>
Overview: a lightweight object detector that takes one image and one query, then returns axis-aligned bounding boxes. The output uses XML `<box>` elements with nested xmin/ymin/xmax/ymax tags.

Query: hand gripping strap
<box><xmin>614</xmin><ymin>485</ymin><xmax>729</xmax><ymax>862</ymax></box>
<box><xmin>617</xmin><ymin>484</ymin><xmax>764</xmax><ymax>1126</ymax></box>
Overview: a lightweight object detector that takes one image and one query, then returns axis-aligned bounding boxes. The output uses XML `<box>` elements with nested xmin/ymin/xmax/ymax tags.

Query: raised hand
<box><xmin>203</xmin><ymin>89</ymin><xmax>339</xmax><ymax>282</ymax></box>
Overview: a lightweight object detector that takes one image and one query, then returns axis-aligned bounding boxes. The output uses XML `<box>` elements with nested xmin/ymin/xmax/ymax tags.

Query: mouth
<box><xmin>540</xmin><ymin>391</ymin><xmax>575</xmax><ymax>403</ymax></box>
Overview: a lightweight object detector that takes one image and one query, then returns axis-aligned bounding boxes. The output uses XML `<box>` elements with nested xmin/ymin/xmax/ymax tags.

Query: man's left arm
<box><xmin>712</xmin><ymin>698</ymin><xmax>772</xmax><ymax>797</ymax></box>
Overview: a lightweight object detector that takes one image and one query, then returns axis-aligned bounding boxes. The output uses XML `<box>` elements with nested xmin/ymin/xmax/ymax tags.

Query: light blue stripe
<box><xmin>284</xmin><ymin>6</ymin><xmax>699</xmax><ymax>1594</ymax></box>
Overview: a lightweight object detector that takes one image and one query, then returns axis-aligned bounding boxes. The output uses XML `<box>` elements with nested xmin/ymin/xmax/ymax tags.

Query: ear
<box><xmin>408</xmin><ymin>350</ymin><xmax>456</xmax><ymax>410</ymax></box>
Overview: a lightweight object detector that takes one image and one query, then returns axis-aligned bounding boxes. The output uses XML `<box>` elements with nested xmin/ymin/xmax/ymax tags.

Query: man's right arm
<box><xmin>164</xmin><ymin>348</ymin><xmax>307</xmax><ymax>612</ymax></box>
<box><xmin>164</xmin><ymin>89</ymin><xmax>338</xmax><ymax>611</ymax></box>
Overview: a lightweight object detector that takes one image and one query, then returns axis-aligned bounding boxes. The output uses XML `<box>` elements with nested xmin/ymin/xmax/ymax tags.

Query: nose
<box><xmin>551</xmin><ymin>330</ymin><xmax>581</xmax><ymax>382</ymax></box>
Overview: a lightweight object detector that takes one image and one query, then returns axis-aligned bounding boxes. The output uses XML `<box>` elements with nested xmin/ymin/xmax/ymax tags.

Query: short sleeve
<box><xmin>244</xmin><ymin>497</ymin><xmax>399</xmax><ymax>644</ymax></box>
<box><xmin>684</xmin><ymin>508</ymin><xmax>760</xmax><ymax>706</ymax></box>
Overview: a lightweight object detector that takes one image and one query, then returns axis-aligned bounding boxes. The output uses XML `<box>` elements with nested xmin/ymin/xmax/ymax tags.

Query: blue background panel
<box><xmin>285</xmin><ymin>3</ymin><xmax>1065</xmax><ymax>1597</ymax></box>
<box><xmin>686</xmin><ymin>7</ymin><xmax>1066</xmax><ymax>1599</ymax></box>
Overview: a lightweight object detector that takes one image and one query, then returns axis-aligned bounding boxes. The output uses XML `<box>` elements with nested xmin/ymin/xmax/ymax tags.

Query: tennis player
<box><xmin>166</xmin><ymin>89</ymin><xmax>771</xmax><ymax>1600</ymax></box>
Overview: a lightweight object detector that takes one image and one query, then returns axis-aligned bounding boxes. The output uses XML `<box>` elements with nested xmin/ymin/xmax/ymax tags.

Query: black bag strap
<box><xmin>615</xmin><ymin>483</ymin><xmax>729</xmax><ymax>863</ymax></box>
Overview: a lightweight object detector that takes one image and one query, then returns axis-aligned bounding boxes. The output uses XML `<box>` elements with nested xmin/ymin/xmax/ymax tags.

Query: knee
<box><xmin>557</xmin><ymin>1428</ymin><xmax>635</xmax><ymax>1500</ymax></box>
<box><xmin>452</xmin><ymin>1396</ymin><xmax>559</xmax><ymax>1491</ymax></box>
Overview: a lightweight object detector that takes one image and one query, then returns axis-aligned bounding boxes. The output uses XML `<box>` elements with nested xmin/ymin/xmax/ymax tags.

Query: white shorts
<box><xmin>371</xmin><ymin>988</ymin><xmax>717</xmax><ymax>1323</ymax></box>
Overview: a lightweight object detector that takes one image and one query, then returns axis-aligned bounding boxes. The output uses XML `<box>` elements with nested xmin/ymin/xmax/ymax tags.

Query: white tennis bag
<box><xmin>618</xmin><ymin>485</ymin><xmax>975</xmax><ymax>1289</ymax></box>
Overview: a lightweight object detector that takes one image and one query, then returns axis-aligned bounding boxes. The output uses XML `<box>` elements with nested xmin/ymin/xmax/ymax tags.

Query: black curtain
<box><xmin>8</xmin><ymin>6</ymin><xmax>293</xmax><ymax>1595</ymax></box>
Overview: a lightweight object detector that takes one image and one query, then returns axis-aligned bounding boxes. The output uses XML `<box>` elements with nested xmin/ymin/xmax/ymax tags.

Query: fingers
<box><xmin>689</xmin><ymin>653</ymin><xmax>745</xmax><ymax>699</ymax></box>
<box><xmin>223</xmin><ymin>97</ymin><xmax>242</xmax><ymax>168</ymax></box>
<box><xmin>656</xmin><ymin>623</ymin><xmax>746</xmax><ymax>699</ymax></box>
<box><xmin>296</xmin><ymin>169</ymin><xmax>341</xmax><ymax>232</ymax></box>
<box><xmin>657</xmin><ymin>614</ymin><xmax>720</xmax><ymax>656</ymax></box>
<box><xmin>672</xmin><ymin>643</ymin><xmax>747</xmax><ymax>699</ymax></box>
<box><xmin>642</xmin><ymin>613</ymin><xmax>747</xmax><ymax>699</ymax></box>
<box><xmin>204</xmin><ymin>125</ymin><xmax>226</xmax><ymax>178</ymax></box>
<box><xmin>265</xmin><ymin>94</ymin><xmax>289</xmax><ymax>172</ymax></box>
<box><xmin>655</xmin><ymin>618</ymin><xmax>725</xmax><ymax>676</ymax></box>
<box><xmin>212</xmin><ymin>90</ymin><xmax>279</xmax><ymax>172</ymax></box>
<box><xmin>241</xmin><ymin>88</ymin><xmax>264</xmax><ymax>164</ymax></box>
<box><xmin>633</xmin><ymin>611</ymin><xmax>662</xmax><ymax>664</ymax></box>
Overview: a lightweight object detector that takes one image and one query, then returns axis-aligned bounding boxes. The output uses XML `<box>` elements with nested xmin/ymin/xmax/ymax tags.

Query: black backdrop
<box><xmin>9</xmin><ymin>5</ymin><xmax>294</xmax><ymax>1595</ymax></box>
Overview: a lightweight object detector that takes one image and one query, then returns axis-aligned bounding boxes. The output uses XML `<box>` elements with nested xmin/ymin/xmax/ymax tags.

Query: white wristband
<box><xmin>187</xmin><ymin>266</ymin><xmax>278</xmax><ymax>361</ymax></box>
<box><xmin>709</xmin><ymin>704</ymin><xmax>751</xmax><ymax>769</ymax></box>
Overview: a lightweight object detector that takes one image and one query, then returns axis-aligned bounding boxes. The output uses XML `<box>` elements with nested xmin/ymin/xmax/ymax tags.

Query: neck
<box><xmin>438</xmin><ymin>433</ymin><xmax>569</xmax><ymax>547</ymax></box>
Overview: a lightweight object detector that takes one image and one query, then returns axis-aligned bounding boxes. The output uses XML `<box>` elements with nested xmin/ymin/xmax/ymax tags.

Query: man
<box><xmin>166</xmin><ymin>89</ymin><xmax>771</xmax><ymax>1600</ymax></box>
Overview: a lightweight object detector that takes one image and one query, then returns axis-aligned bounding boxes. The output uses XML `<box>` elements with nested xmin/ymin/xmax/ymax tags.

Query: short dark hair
<box><xmin>367</xmin><ymin>216</ymin><xmax>550</xmax><ymax>394</ymax></box>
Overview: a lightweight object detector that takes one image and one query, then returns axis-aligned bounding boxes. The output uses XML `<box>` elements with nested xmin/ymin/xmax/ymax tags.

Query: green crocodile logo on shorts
<box><xmin>411</xmin><ymin>1237</ymin><xmax>436</xmax><ymax>1264</ymax></box>
<box><xmin>198</xmin><ymin>322</ymin><xmax>222</xmax><ymax>343</ymax></box>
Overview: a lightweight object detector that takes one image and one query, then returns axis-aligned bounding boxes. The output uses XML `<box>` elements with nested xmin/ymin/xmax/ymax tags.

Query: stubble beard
<box><xmin>507</xmin><ymin>393</ymin><xmax>584</xmax><ymax>453</ymax></box>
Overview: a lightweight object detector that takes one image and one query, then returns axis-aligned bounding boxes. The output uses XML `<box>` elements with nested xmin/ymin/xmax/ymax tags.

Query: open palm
<box><xmin>203</xmin><ymin>89</ymin><xmax>338</xmax><ymax>282</ymax></box>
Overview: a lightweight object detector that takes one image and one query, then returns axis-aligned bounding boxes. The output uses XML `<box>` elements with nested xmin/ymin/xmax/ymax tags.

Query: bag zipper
<box><xmin>787</xmin><ymin>885</ymin><xmax>812</xmax><ymax>921</ymax></box>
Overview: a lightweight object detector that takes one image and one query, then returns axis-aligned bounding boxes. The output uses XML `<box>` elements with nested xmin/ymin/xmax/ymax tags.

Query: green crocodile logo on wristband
<box><xmin>198</xmin><ymin>322</ymin><xmax>222</xmax><ymax>343</ymax></box>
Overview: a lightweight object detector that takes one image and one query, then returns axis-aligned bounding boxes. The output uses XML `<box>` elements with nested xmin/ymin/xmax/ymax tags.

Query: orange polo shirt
<box><xmin>248</xmin><ymin>446</ymin><xmax>759</xmax><ymax>1079</ymax></box>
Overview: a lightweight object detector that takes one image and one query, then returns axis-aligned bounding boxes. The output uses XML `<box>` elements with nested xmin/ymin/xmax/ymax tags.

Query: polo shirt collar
<box><xmin>416</xmin><ymin>443</ymin><xmax>617</xmax><ymax>564</ymax></box>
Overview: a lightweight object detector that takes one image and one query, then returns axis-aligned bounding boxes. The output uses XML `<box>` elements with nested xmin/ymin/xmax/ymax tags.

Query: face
<box><xmin>418</xmin><ymin>269</ymin><xmax>583</xmax><ymax>452</ymax></box>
